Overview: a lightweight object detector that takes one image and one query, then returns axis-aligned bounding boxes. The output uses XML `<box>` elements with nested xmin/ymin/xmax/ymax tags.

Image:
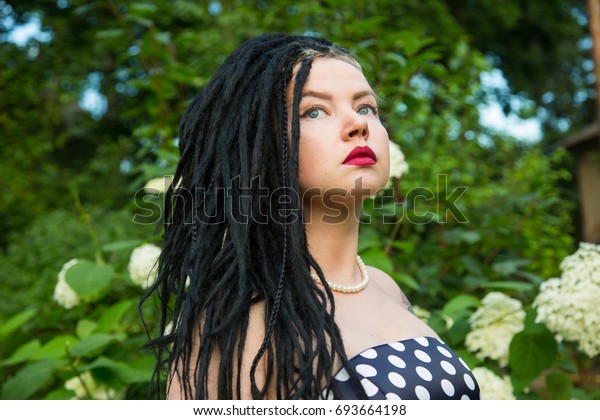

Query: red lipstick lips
<box><xmin>342</xmin><ymin>146</ymin><xmax>377</xmax><ymax>166</ymax></box>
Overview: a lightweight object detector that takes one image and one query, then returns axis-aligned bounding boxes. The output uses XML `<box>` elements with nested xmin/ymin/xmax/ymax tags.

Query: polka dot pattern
<box><xmin>388</xmin><ymin>355</ymin><xmax>406</xmax><ymax>369</ymax></box>
<box><xmin>360</xmin><ymin>348</ymin><xmax>378</xmax><ymax>359</ymax></box>
<box><xmin>356</xmin><ymin>364</ymin><xmax>377</xmax><ymax>378</ymax></box>
<box><xmin>361</xmin><ymin>378</ymin><xmax>379</xmax><ymax>397</ymax></box>
<box><xmin>332</xmin><ymin>336</ymin><xmax>480</xmax><ymax>400</ymax></box>
<box><xmin>388</xmin><ymin>372</ymin><xmax>406</xmax><ymax>388</ymax></box>
<box><xmin>416</xmin><ymin>366</ymin><xmax>432</xmax><ymax>381</ymax></box>
<box><xmin>440</xmin><ymin>360</ymin><xmax>456</xmax><ymax>375</ymax></box>
<box><xmin>414</xmin><ymin>349</ymin><xmax>431</xmax><ymax>363</ymax></box>
<box><xmin>441</xmin><ymin>379</ymin><xmax>455</xmax><ymax>397</ymax></box>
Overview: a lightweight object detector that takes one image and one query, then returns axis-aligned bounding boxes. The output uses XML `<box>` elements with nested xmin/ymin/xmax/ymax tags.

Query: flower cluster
<box><xmin>127</xmin><ymin>243</ymin><xmax>162</xmax><ymax>289</ymax></box>
<box><xmin>386</xmin><ymin>141</ymin><xmax>409</xmax><ymax>188</ymax></box>
<box><xmin>65</xmin><ymin>371</ymin><xmax>123</xmax><ymax>399</ymax></box>
<box><xmin>472</xmin><ymin>367</ymin><xmax>515</xmax><ymax>400</ymax></box>
<box><xmin>533</xmin><ymin>242</ymin><xmax>600</xmax><ymax>358</ymax></box>
<box><xmin>465</xmin><ymin>292</ymin><xmax>525</xmax><ymax>366</ymax></box>
<box><xmin>53</xmin><ymin>259</ymin><xmax>81</xmax><ymax>309</ymax></box>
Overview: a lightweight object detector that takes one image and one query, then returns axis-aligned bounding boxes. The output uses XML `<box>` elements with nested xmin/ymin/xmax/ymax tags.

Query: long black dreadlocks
<box><xmin>140</xmin><ymin>34</ymin><xmax>366</xmax><ymax>399</ymax></box>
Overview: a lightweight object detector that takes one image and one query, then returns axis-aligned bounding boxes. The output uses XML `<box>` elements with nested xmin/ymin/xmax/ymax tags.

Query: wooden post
<box><xmin>587</xmin><ymin>0</ymin><xmax>600</xmax><ymax>122</ymax></box>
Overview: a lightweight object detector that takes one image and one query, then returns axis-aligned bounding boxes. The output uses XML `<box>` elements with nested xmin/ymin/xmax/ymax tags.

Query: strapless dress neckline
<box><xmin>329</xmin><ymin>336</ymin><xmax>480</xmax><ymax>400</ymax></box>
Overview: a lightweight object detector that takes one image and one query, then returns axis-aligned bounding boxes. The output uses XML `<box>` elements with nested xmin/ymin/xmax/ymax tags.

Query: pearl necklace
<box><xmin>310</xmin><ymin>255</ymin><xmax>370</xmax><ymax>293</ymax></box>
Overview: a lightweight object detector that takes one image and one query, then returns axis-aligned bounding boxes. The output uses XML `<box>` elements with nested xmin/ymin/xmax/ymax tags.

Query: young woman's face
<box><xmin>291</xmin><ymin>57</ymin><xmax>390</xmax><ymax>202</ymax></box>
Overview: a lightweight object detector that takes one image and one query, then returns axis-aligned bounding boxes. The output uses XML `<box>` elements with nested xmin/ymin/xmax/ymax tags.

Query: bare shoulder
<box><xmin>167</xmin><ymin>300</ymin><xmax>271</xmax><ymax>399</ymax></box>
<box><xmin>367</xmin><ymin>265</ymin><xmax>414</xmax><ymax>314</ymax></box>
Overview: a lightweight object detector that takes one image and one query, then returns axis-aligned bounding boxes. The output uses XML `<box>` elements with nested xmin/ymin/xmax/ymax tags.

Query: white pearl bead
<box><xmin>309</xmin><ymin>255</ymin><xmax>369</xmax><ymax>293</ymax></box>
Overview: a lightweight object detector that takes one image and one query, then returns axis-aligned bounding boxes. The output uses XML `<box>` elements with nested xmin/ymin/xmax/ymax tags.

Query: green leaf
<box><xmin>125</xmin><ymin>14</ymin><xmax>154</xmax><ymax>28</ymax></box>
<box><xmin>154</xmin><ymin>32</ymin><xmax>171</xmax><ymax>45</ymax></box>
<box><xmin>357</xmin><ymin>228</ymin><xmax>381</xmax><ymax>252</ymax></box>
<box><xmin>446</xmin><ymin>319</ymin><xmax>471</xmax><ymax>346</ymax></box>
<box><xmin>0</xmin><ymin>308</ymin><xmax>37</xmax><ymax>339</ymax></box>
<box><xmin>390</xmin><ymin>240</ymin><xmax>415</xmax><ymax>255</ymax></box>
<box><xmin>460</xmin><ymin>255</ymin><xmax>482</xmax><ymax>276</ymax></box>
<box><xmin>82</xmin><ymin>356</ymin><xmax>153</xmax><ymax>384</ymax></box>
<box><xmin>460</xmin><ymin>231</ymin><xmax>481</xmax><ymax>244</ymax></box>
<box><xmin>384</xmin><ymin>52</ymin><xmax>407</xmax><ymax>68</ymax></box>
<box><xmin>523</xmin><ymin>307</ymin><xmax>539</xmax><ymax>328</ymax></box>
<box><xmin>44</xmin><ymin>388</ymin><xmax>76</xmax><ymax>400</ymax></box>
<box><xmin>546</xmin><ymin>372</ymin><xmax>573</xmax><ymax>400</ymax></box>
<box><xmin>0</xmin><ymin>339</ymin><xmax>41</xmax><ymax>367</ymax></box>
<box><xmin>464</xmin><ymin>275</ymin><xmax>487</xmax><ymax>289</ymax></box>
<box><xmin>392</xmin><ymin>273</ymin><xmax>419</xmax><ymax>291</ymax></box>
<box><xmin>570</xmin><ymin>388</ymin><xmax>596</xmax><ymax>400</ymax></box>
<box><xmin>441</xmin><ymin>228</ymin><xmax>463</xmax><ymax>245</ymax></box>
<box><xmin>360</xmin><ymin>248</ymin><xmax>393</xmax><ymax>275</ymax></box>
<box><xmin>515</xmin><ymin>270</ymin><xmax>544</xmax><ymax>286</ymax></box>
<box><xmin>73</xmin><ymin>3</ymin><xmax>97</xmax><ymax>15</ymax></box>
<box><xmin>511</xmin><ymin>375</ymin><xmax>534</xmax><ymax>397</ymax></box>
<box><xmin>95</xmin><ymin>300</ymin><xmax>134</xmax><ymax>333</ymax></box>
<box><xmin>95</xmin><ymin>28</ymin><xmax>125</xmax><ymax>40</ymax></box>
<box><xmin>454</xmin><ymin>348</ymin><xmax>480</xmax><ymax>370</ymax></box>
<box><xmin>65</xmin><ymin>260</ymin><xmax>114</xmax><ymax>300</ymax></box>
<box><xmin>69</xmin><ymin>333</ymin><xmax>126</xmax><ymax>358</ymax></box>
<box><xmin>491</xmin><ymin>259</ymin><xmax>530</xmax><ymax>276</ymax></box>
<box><xmin>509</xmin><ymin>323</ymin><xmax>557</xmax><ymax>391</ymax></box>
<box><xmin>425</xmin><ymin>313</ymin><xmax>446</xmax><ymax>335</ymax></box>
<box><xmin>34</xmin><ymin>335</ymin><xmax>79</xmax><ymax>360</ymax></box>
<box><xmin>129</xmin><ymin>2</ymin><xmax>158</xmax><ymax>14</ymax></box>
<box><xmin>480</xmin><ymin>281</ymin><xmax>534</xmax><ymax>292</ymax></box>
<box><xmin>101</xmin><ymin>240</ymin><xmax>143</xmax><ymax>252</ymax></box>
<box><xmin>1</xmin><ymin>359</ymin><xmax>64</xmax><ymax>399</ymax></box>
<box><xmin>441</xmin><ymin>294</ymin><xmax>480</xmax><ymax>320</ymax></box>
<box><xmin>76</xmin><ymin>319</ymin><xmax>98</xmax><ymax>339</ymax></box>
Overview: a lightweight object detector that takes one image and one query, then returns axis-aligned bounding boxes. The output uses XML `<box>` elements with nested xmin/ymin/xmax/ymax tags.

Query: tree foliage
<box><xmin>446</xmin><ymin>0</ymin><xmax>593</xmax><ymax>140</ymax></box>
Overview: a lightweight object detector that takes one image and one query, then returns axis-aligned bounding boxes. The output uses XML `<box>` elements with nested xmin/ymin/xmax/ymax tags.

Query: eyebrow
<box><xmin>301</xmin><ymin>89</ymin><xmax>378</xmax><ymax>101</ymax></box>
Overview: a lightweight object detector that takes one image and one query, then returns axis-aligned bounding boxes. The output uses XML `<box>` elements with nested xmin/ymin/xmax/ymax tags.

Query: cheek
<box><xmin>382</xmin><ymin>148</ymin><xmax>391</xmax><ymax>178</ymax></box>
<box><xmin>298</xmin><ymin>125</ymin><xmax>323</xmax><ymax>165</ymax></box>
<box><xmin>372</xmin><ymin>126</ymin><xmax>390</xmax><ymax>172</ymax></box>
<box><xmin>297</xmin><ymin>138</ymin><xmax>317</xmax><ymax>187</ymax></box>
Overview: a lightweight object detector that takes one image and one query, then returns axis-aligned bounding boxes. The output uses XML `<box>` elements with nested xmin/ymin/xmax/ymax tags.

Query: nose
<box><xmin>342</xmin><ymin>112</ymin><xmax>369</xmax><ymax>143</ymax></box>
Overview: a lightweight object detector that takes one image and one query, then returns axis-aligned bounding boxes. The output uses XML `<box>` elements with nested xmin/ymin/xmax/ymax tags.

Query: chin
<box><xmin>347</xmin><ymin>173</ymin><xmax>387</xmax><ymax>195</ymax></box>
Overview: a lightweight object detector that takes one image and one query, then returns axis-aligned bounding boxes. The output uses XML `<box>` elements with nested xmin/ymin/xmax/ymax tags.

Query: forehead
<box><xmin>286</xmin><ymin>57</ymin><xmax>373</xmax><ymax>103</ymax></box>
<box><xmin>302</xmin><ymin>57</ymin><xmax>371</xmax><ymax>92</ymax></box>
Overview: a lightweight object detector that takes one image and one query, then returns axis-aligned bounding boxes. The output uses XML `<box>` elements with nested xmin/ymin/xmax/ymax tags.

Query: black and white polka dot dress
<box><xmin>331</xmin><ymin>336</ymin><xmax>480</xmax><ymax>400</ymax></box>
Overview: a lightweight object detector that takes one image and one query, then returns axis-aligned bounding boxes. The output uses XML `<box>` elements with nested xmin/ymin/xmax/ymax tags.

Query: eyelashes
<box><xmin>300</xmin><ymin>107</ymin><xmax>326</xmax><ymax>119</ymax></box>
<box><xmin>358</xmin><ymin>104</ymin><xmax>378</xmax><ymax>116</ymax></box>
<box><xmin>300</xmin><ymin>104</ymin><xmax>379</xmax><ymax>119</ymax></box>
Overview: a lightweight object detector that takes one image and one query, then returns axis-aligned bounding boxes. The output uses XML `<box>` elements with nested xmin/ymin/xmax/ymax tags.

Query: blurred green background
<box><xmin>1</xmin><ymin>0</ymin><xmax>598</xmax><ymax>400</ymax></box>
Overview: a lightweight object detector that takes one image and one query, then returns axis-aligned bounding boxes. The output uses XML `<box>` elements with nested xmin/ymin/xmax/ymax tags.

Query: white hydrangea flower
<box><xmin>465</xmin><ymin>292</ymin><xmax>525</xmax><ymax>366</ymax></box>
<box><xmin>128</xmin><ymin>243</ymin><xmax>162</xmax><ymax>289</ymax></box>
<box><xmin>65</xmin><ymin>371</ymin><xmax>123</xmax><ymax>400</ymax></box>
<box><xmin>533</xmin><ymin>242</ymin><xmax>600</xmax><ymax>358</ymax></box>
<box><xmin>143</xmin><ymin>176</ymin><xmax>172</xmax><ymax>194</ymax></box>
<box><xmin>53</xmin><ymin>259</ymin><xmax>81</xmax><ymax>309</ymax></box>
<box><xmin>559</xmin><ymin>242</ymin><xmax>600</xmax><ymax>283</ymax></box>
<box><xmin>472</xmin><ymin>367</ymin><xmax>515</xmax><ymax>400</ymax></box>
<box><xmin>385</xmin><ymin>141</ymin><xmax>409</xmax><ymax>188</ymax></box>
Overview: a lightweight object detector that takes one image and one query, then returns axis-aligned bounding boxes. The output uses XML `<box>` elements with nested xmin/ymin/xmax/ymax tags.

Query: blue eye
<box><xmin>303</xmin><ymin>108</ymin><xmax>325</xmax><ymax>119</ymax></box>
<box><xmin>358</xmin><ymin>105</ymin><xmax>376</xmax><ymax>116</ymax></box>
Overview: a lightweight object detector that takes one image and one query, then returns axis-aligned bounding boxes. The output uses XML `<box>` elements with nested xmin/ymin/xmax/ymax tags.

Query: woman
<box><xmin>142</xmin><ymin>34</ymin><xmax>480</xmax><ymax>400</ymax></box>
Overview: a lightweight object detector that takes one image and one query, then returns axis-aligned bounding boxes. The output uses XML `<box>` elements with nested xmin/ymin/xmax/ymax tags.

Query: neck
<box><xmin>304</xmin><ymin>195</ymin><xmax>364</xmax><ymax>288</ymax></box>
